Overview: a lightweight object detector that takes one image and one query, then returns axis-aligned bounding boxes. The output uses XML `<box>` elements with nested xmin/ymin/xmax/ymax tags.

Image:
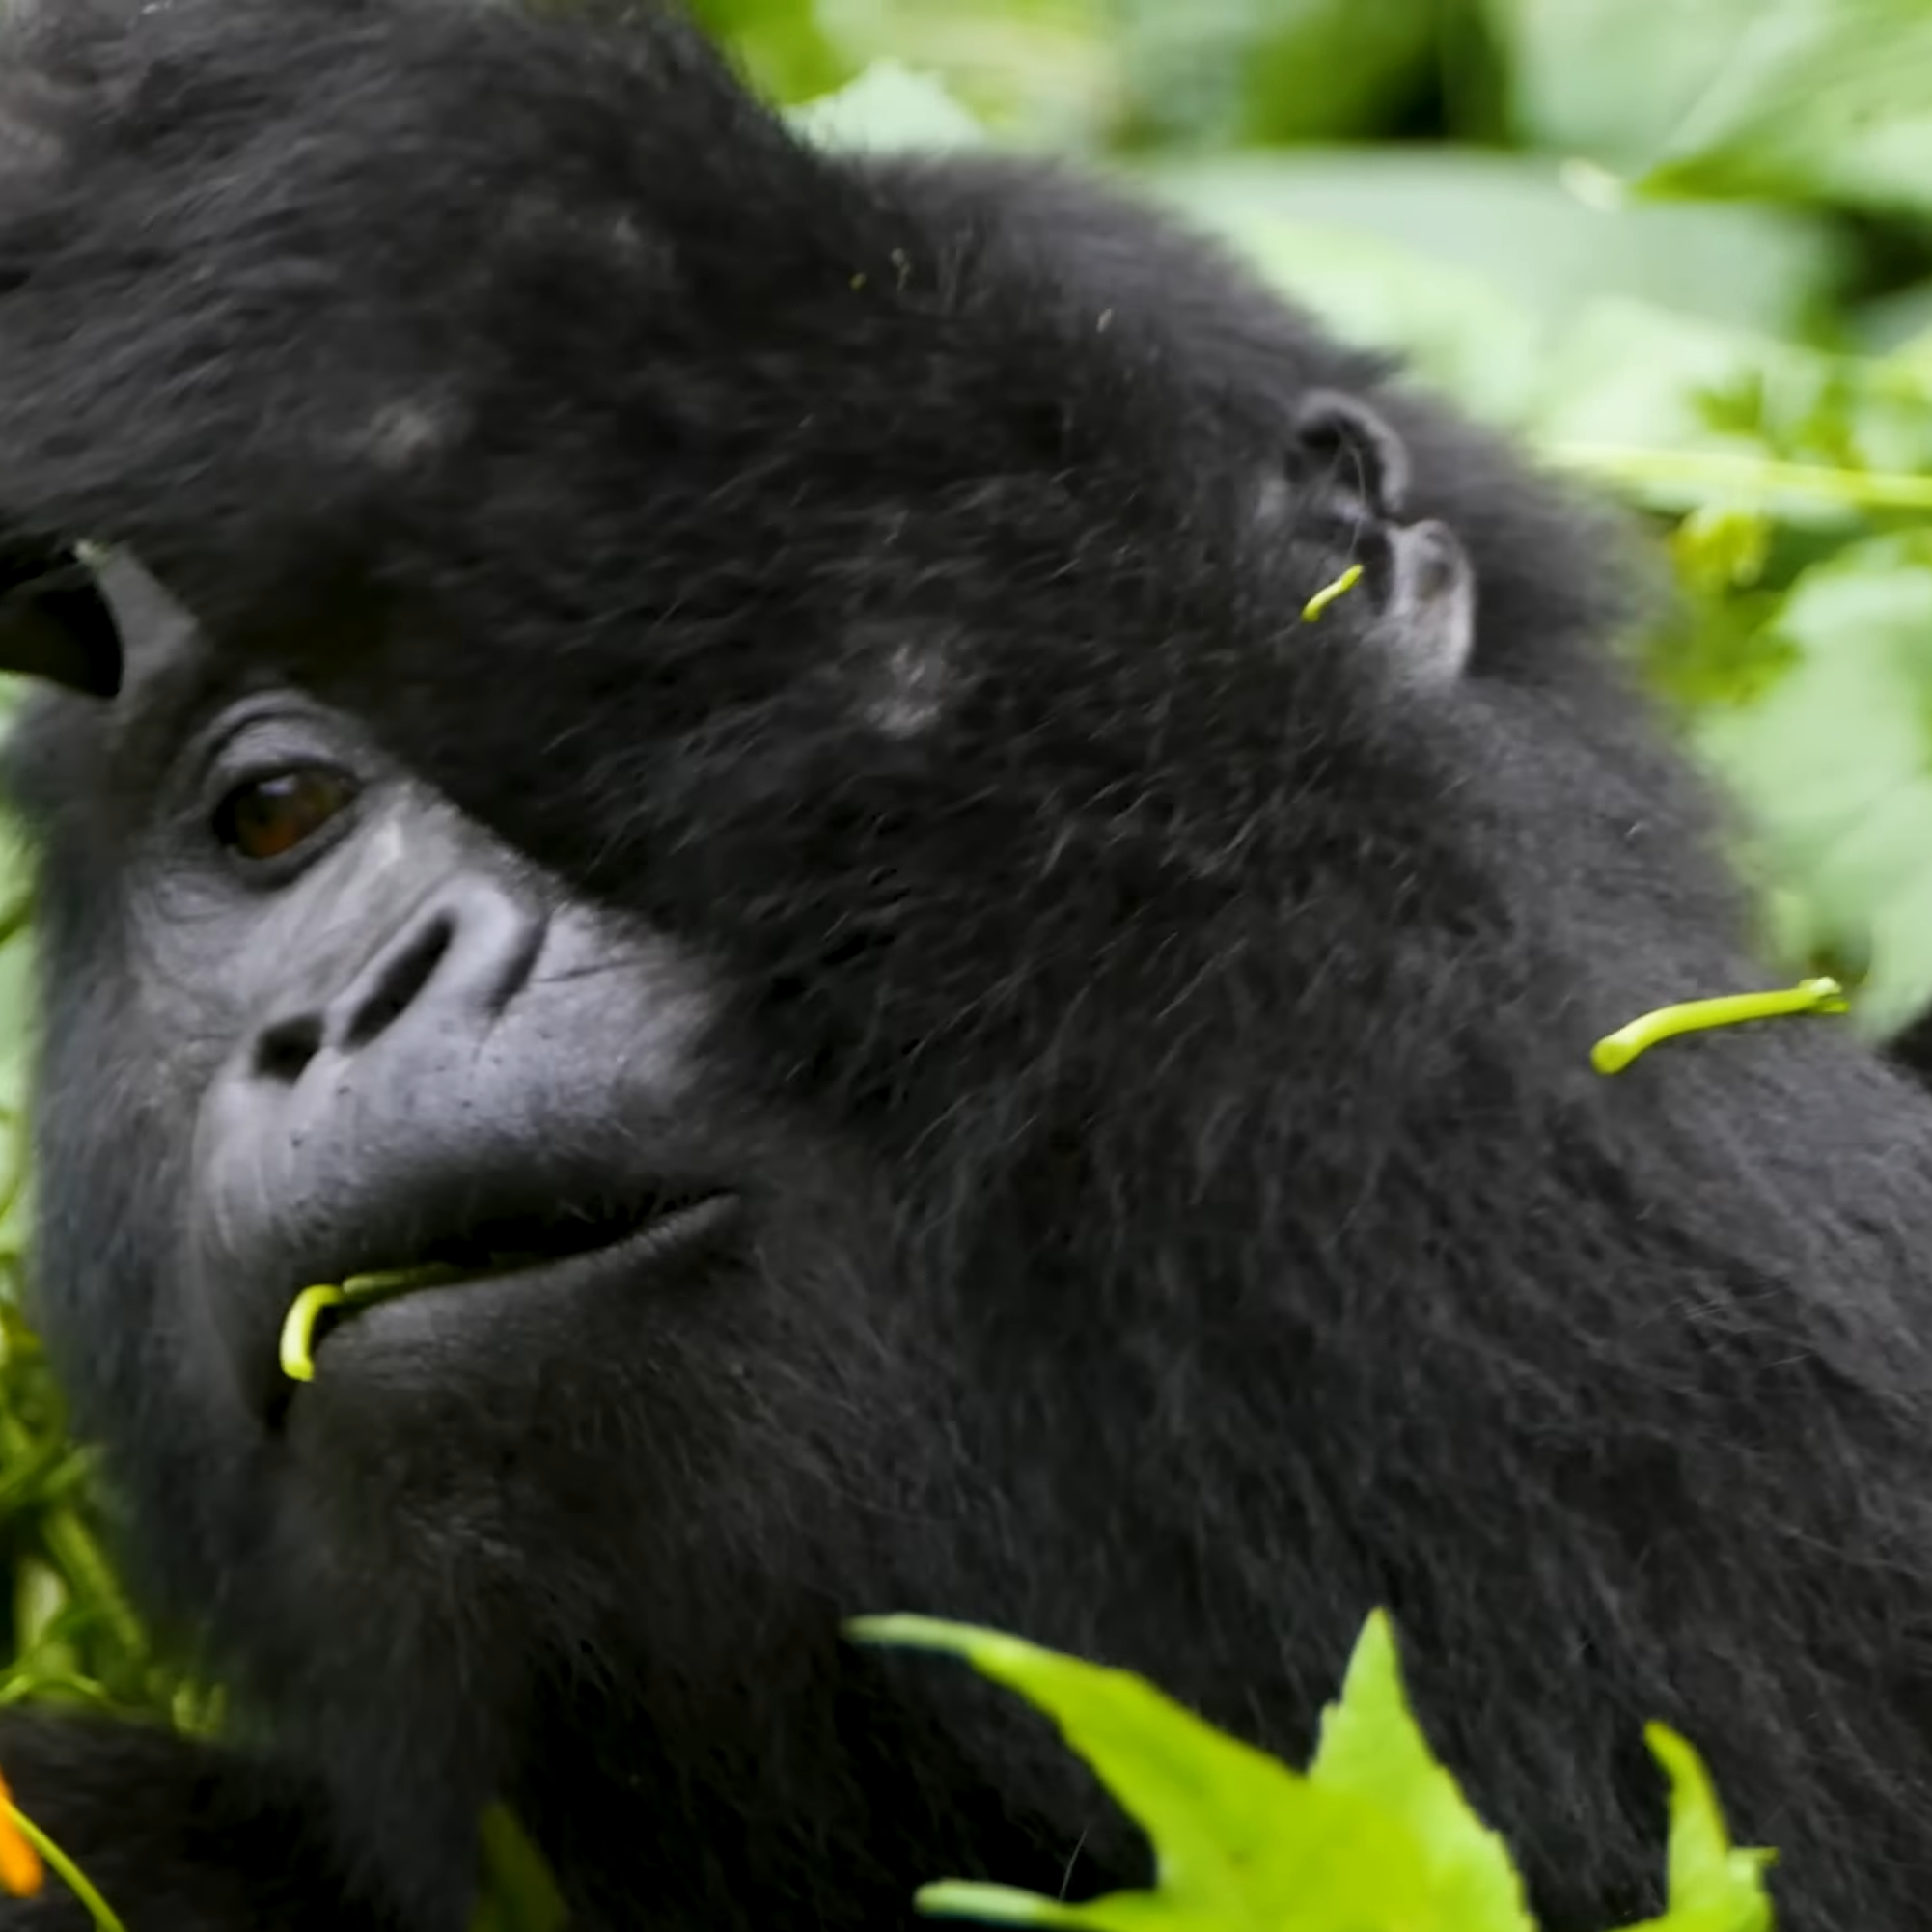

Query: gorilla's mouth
<box><xmin>277</xmin><ymin>1191</ymin><xmax>740</xmax><ymax>1386</ymax></box>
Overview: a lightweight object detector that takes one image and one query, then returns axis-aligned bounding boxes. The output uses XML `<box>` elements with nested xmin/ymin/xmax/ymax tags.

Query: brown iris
<box><xmin>213</xmin><ymin>768</ymin><xmax>354</xmax><ymax>864</ymax></box>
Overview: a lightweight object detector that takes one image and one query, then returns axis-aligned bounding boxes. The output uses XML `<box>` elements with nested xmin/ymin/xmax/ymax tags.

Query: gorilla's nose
<box><xmin>247</xmin><ymin>882</ymin><xmax>549</xmax><ymax>1085</ymax></box>
<box><xmin>194</xmin><ymin>878</ymin><xmax>559</xmax><ymax>1416</ymax></box>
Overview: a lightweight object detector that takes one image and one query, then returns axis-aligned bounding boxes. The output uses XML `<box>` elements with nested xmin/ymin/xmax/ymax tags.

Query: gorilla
<box><xmin>1</xmin><ymin>1</ymin><xmax>1932</xmax><ymax>1928</ymax></box>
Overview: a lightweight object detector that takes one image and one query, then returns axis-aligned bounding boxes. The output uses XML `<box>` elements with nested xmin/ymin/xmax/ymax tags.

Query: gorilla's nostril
<box><xmin>251</xmin><ymin>1012</ymin><xmax>323</xmax><ymax>1085</ymax></box>
<box><xmin>339</xmin><ymin>911</ymin><xmax>455</xmax><ymax>1051</ymax></box>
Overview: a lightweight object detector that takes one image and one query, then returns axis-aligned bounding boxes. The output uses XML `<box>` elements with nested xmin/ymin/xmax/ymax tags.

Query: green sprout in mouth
<box><xmin>274</xmin><ymin>1199</ymin><xmax>729</xmax><ymax>1383</ymax></box>
<box><xmin>277</xmin><ymin>1265</ymin><xmax>470</xmax><ymax>1383</ymax></box>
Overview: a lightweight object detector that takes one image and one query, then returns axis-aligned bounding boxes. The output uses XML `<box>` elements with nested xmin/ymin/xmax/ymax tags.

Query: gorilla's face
<box><xmin>186</xmin><ymin>698</ymin><xmax>742</xmax><ymax>1431</ymax></box>
<box><xmin>1</xmin><ymin>556</ymin><xmax>915</xmax><ymax>1720</ymax></box>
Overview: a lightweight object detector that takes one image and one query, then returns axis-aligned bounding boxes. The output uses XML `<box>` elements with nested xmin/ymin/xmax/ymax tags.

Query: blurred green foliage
<box><xmin>0</xmin><ymin>0</ymin><xmax>1925</xmax><ymax>1871</ymax></box>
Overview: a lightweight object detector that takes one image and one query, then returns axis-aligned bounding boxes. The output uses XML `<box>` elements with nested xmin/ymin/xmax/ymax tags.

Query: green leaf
<box><xmin>857</xmin><ymin>1615</ymin><xmax>1581</xmax><ymax>1932</ymax></box>
<box><xmin>1485</xmin><ymin>0</ymin><xmax>1764</xmax><ymax>170</ymax></box>
<box><xmin>1309</xmin><ymin>1613</ymin><xmax>1534</xmax><ymax>1932</ymax></box>
<box><xmin>1642</xmin><ymin>0</ymin><xmax>1932</xmax><ymax>218</ymax></box>
<box><xmin>814</xmin><ymin>0</ymin><xmax>1118</xmax><ymax>151</ymax></box>
<box><xmin>1111</xmin><ymin>0</ymin><xmax>1438</xmax><ymax>149</ymax></box>
<box><xmin>1139</xmin><ymin>151</ymin><xmax>1839</xmax><ymax>346</ymax></box>
<box><xmin>1694</xmin><ymin>534</ymin><xmax>1932</xmax><ymax>1035</ymax></box>
<box><xmin>856</xmin><ymin>1613</ymin><xmax>1780</xmax><ymax>1932</ymax></box>
<box><xmin>852</xmin><ymin>1613</ymin><xmax>1433</xmax><ymax>1932</ymax></box>
<box><xmin>469</xmin><ymin>1804</ymin><xmax>569</xmax><ymax>1932</ymax></box>
<box><xmin>787</xmin><ymin>60</ymin><xmax>988</xmax><ymax>153</ymax></box>
<box><xmin>687</xmin><ymin>0</ymin><xmax>846</xmax><ymax>105</ymax></box>
<box><xmin>1616</xmin><ymin>1726</ymin><xmax>1774</xmax><ymax>1932</ymax></box>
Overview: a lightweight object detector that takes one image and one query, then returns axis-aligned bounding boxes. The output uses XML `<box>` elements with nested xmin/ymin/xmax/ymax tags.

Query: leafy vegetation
<box><xmin>844</xmin><ymin>1612</ymin><xmax>1771</xmax><ymax>1932</ymax></box>
<box><xmin>0</xmin><ymin>0</ymin><xmax>1927</xmax><ymax>1919</ymax></box>
<box><xmin>466</xmin><ymin>1611</ymin><xmax>1771</xmax><ymax>1932</ymax></box>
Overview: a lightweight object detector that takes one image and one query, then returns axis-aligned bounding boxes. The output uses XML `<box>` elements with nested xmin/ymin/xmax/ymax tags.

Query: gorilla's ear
<box><xmin>0</xmin><ymin>539</ymin><xmax>124</xmax><ymax>698</ymax></box>
<box><xmin>1289</xmin><ymin>389</ymin><xmax>1413</xmax><ymax>523</ymax></box>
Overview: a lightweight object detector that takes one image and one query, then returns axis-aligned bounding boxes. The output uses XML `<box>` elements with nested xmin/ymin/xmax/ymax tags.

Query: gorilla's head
<box><xmin>0</xmin><ymin>391</ymin><xmax>1486</xmax><ymax>1675</ymax></box>
<box><xmin>2</xmin><ymin>5</ymin><xmax>1909</xmax><ymax>1932</ymax></box>
<box><xmin>1</xmin><ymin>539</ymin><xmax>946</xmax><ymax>1893</ymax></box>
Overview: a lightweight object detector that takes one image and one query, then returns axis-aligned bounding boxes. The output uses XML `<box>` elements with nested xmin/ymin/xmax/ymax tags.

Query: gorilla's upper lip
<box><xmin>268</xmin><ymin>1186</ymin><xmax>742</xmax><ymax>1409</ymax></box>
<box><xmin>344</xmin><ymin>1188</ymin><xmax>731</xmax><ymax>1282</ymax></box>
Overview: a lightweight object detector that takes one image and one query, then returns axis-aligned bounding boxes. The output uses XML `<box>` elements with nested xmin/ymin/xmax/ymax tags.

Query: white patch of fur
<box><xmin>502</xmin><ymin>193</ymin><xmax>668</xmax><ymax>278</ymax></box>
<box><xmin>0</xmin><ymin>69</ymin><xmax>72</xmax><ymax>177</ymax></box>
<box><xmin>856</xmin><ymin>634</ymin><xmax>953</xmax><ymax>739</ymax></box>
<box><xmin>352</xmin><ymin>399</ymin><xmax>463</xmax><ymax>472</ymax></box>
<box><xmin>1251</xmin><ymin>473</ymin><xmax>1289</xmax><ymax>532</ymax></box>
<box><xmin>606</xmin><ymin>212</ymin><xmax>649</xmax><ymax>264</ymax></box>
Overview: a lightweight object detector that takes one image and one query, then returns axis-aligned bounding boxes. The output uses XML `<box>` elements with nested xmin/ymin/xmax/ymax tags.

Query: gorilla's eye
<box><xmin>212</xmin><ymin>767</ymin><xmax>356</xmax><ymax>865</ymax></box>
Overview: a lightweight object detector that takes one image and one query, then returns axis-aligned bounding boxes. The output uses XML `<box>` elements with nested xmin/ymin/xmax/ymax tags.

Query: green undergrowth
<box><xmin>472</xmin><ymin>1612</ymin><xmax>1774</xmax><ymax>1932</ymax></box>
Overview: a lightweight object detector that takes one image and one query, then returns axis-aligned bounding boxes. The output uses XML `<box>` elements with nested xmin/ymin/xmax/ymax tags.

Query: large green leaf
<box><xmin>1109</xmin><ymin>0</ymin><xmax>1437</xmax><ymax>150</ymax></box>
<box><xmin>689</xmin><ymin>0</ymin><xmax>847</xmax><ymax>104</ymax></box>
<box><xmin>788</xmin><ymin>61</ymin><xmax>990</xmax><ymax>153</ymax></box>
<box><xmin>1139</xmin><ymin>152</ymin><xmax>1840</xmax><ymax>345</ymax></box>
<box><xmin>1484</xmin><ymin>0</ymin><xmax>1763</xmax><ymax>170</ymax></box>
<box><xmin>1307</xmin><ymin>1615</ymin><xmax>1533</xmax><ymax>1932</ymax></box>
<box><xmin>469</xmin><ymin>1805</ymin><xmax>569</xmax><ymax>1932</ymax></box>
<box><xmin>1140</xmin><ymin>152</ymin><xmax>1839</xmax><ymax>432</ymax></box>
<box><xmin>851</xmin><ymin>1613</ymin><xmax>1449</xmax><ymax>1932</ymax></box>
<box><xmin>851</xmin><ymin>1612</ymin><xmax>1774</xmax><ymax>1932</ymax></box>
<box><xmin>1643</xmin><ymin>0</ymin><xmax>1932</xmax><ymax>218</ymax></box>
<box><xmin>1618</xmin><ymin>1728</ymin><xmax>1774</xmax><ymax>1932</ymax></box>
<box><xmin>814</xmin><ymin>0</ymin><xmax>1119</xmax><ymax>150</ymax></box>
<box><xmin>1695</xmin><ymin>534</ymin><xmax>1932</xmax><ymax>1035</ymax></box>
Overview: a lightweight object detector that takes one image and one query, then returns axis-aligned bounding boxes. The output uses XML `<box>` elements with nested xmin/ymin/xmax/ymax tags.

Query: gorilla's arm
<box><xmin>0</xmin><ymin>1717</ymin><xmax>381</xmax><ymax>1929</ymax></box>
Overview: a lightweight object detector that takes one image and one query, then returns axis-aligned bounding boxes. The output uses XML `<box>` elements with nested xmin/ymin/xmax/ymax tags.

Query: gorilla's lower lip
<box><xmin>277</xmin><ymin>1191</ymin><xmax>742</xmax><ymax>1390</ymax></box>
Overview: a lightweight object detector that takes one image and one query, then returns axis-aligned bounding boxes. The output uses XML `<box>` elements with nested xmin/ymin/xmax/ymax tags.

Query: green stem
<box><xmin>0</xmin><ymin>1672</ymin><xmax>118</xmax><ymax>1713</ymax></box>
<box><xmin>37</xmin><ymin>1507</ymin><xmax>145</xmax><ymax>1665</ymax></box>
<box><xmin>5</xmin><ymin>1803</ymin><xmax>128</xmax><ymax>1932</ymax></box>
<box><xmin>1551</xmin><ymin>442</ymin><xmax>1932</xmax><ymax>512</ymax></box>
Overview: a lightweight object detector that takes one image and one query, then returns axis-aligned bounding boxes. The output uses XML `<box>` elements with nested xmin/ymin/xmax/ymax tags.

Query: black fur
<box><xmin>3</xmin><ymin>4</ymin><xmax>1932</xmax><ymax>1930</ymax></box>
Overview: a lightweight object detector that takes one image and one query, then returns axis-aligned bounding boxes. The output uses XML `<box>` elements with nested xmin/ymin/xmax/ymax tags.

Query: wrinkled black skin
<box><xmin>4</xmin><ymin>4</ymin><xmax>1932</xmax><ymax>1930</ymax></box>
